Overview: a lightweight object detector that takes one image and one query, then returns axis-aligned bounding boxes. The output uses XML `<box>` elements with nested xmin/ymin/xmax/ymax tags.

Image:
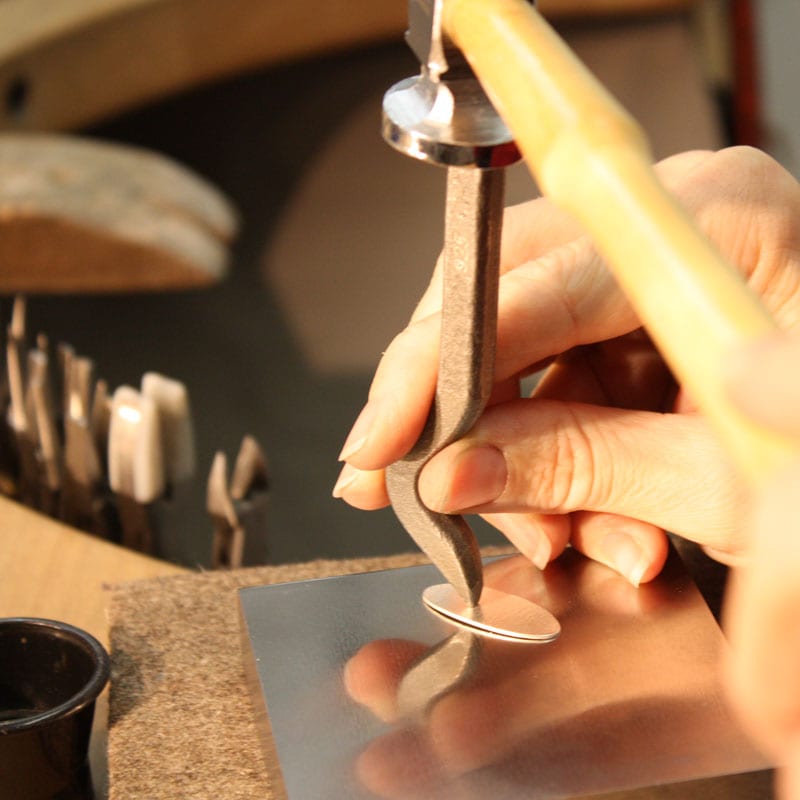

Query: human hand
<box><xmin>334</xmin><ymin>146</ymin><xmax>800</xmax><ymax>585</ymax></box>
<box><xmin>724</xmin><ymin>333</ymin><xmax>800</xmax><ymax>799</ymax></box>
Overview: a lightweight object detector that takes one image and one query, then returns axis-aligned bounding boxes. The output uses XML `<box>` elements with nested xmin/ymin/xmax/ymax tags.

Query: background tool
<box><xmin>0</xmin><ymin>292</ymin><xmax>271</xmax><ymax>568</ymax></box>
<box><xmin>141</xmin><ymin>372</ymin><xmax>195</xmax><ymax>490</ymax></box>
<box><xmin>0</xmin><ymin>130</ymin><xmax>241</xmax><ymax>563</ymax></box>
<box><xmin>56</xmin><ymin>341</ymin><xmax>75</xmax><ymax>425</ymax></box>
<box><xmin>5</xmin><ymin>296</ymin><xmax>38</xmax><ymax>507</ymax></box>
<box><xmin>90</xmin><ymin>378</ymin><xmax>111</xmax><ymax>469</ymax></box>
<box><xmin>207</xmin><ymin>451</ymin><xmax>241</xmax><ymax>568</ymax></box>
<box><xmin>25</xmin><ymin>346</ymin><xmax>61</xmax><ymax>516</ymax></box>
<box><xmin>60</xmin><ymin>354</ymin><xmax>110</xmax><ymax>536</ymax></box>
<box><xmin>208</xmin><ymin>435</ymin><xmax>269</xmax><ymax>569</ymax></box>
<box><xmin>108</xmin><ymin>385</ymin><xmax>164</xmax><ymax>553</ymax></box>
<box><xmin>136</xmin><ymin>371</ymin><xmax>199</xmax><ymax>562</ymax></box>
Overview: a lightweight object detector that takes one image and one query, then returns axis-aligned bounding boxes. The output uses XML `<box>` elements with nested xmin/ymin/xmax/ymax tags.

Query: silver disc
<box><xmin>422</xmin><ymin>583</ymin><xmax>561</xmax><ymax>643</ymax></box>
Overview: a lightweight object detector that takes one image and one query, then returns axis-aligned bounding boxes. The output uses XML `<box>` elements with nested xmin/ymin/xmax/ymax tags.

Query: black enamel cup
<box><xmin>0</xmin><ymin>618</ymin><xmax>110</xmax><ymax>800</ymax></box>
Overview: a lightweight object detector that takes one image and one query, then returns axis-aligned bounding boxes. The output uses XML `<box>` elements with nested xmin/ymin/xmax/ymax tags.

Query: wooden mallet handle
<box><xmin>444</xmin><ymin>0</ymin><xmax>795</xmax><ymax>485</ymax></box>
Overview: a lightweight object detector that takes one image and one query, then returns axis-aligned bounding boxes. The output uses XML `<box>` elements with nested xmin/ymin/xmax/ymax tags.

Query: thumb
<box><xmin>418</xmin><ymin>398</ymin><xmax>748</xmax><ymax>558</ymax></box>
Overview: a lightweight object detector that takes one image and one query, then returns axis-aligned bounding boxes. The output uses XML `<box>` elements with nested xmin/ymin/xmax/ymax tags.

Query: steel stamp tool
<box><xmin>382</xmin><ymin>0</ymin><xmax>515</xmax><ymax>608</ymax></box>
<box><xmin>382</xmin><ymin>0</ymin><xmax>561</xmax><ymax>642</ymax></box>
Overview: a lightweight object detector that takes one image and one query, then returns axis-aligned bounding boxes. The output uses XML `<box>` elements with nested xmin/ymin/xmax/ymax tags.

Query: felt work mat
<box><xmin>108</xmin><ymin>550</ymin><xmax>450</xmax><ymax>799</ymax></box>
<box><xmin>107</xmin><ymin>547</ymin><xmax>771</xmax><ymax>800</ymax></box>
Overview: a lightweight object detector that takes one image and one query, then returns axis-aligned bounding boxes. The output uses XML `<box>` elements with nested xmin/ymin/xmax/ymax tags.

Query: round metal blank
<box><xmin>423</xmin><ymin>584</ymin><xmax>561</xmax><ymax>643</ymax></box>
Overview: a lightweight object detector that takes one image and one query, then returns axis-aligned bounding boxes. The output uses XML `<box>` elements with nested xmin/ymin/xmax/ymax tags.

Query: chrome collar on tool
<box><xmin>382</xmin><ymin>0</ymin><xmax>521</xmax><ymax>169</ymax></box>
<box><xmin>382</xmin><ymin>2</ymin><xmax>529</xmax><ymax>610</ymax></box>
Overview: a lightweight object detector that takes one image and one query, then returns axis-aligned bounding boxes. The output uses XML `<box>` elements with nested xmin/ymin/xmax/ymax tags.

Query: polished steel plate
<box><xmin>239</xmin><ymin>550</ymin><xmax>771</xmax><ymax>799</ymax></box>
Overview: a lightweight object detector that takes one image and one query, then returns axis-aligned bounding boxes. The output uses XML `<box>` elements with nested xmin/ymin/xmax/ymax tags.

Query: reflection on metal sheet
<box><xmin>239</xmin><ymin>550</ymin><xmax>771</xmax><ymax>799</ymax></box>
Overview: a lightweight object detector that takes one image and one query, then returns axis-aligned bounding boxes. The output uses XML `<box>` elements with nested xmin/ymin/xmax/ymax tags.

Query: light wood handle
<box><xmin>443</xmin><ymin>0</ymin><xmax>795</xmax><ymax>485</ymax></box>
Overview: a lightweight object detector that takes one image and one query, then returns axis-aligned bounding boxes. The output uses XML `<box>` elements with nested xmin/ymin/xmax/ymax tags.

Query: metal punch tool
<box><xmin>383</xmin><ymin>0</ymin><xmax>525</xmax><ymax>608</ymax></box>
<box><xmin>208</xmin><ymin>435</ymin><xmax>269</xmax><ymax>569</ymax></box>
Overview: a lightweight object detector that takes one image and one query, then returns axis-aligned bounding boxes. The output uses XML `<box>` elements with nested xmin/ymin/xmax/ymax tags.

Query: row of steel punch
<box><xmin>1</xmin><ymin>296</ymin><xmax>268</xmax><ymax>568</ymax></box>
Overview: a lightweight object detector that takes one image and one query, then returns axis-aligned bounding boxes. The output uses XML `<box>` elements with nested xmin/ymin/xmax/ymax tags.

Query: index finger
<box><xmin>340</xmin><ymin>149</ymin><xmax>722</xmax><ymax>471</ymax></box>
<box><xmin>343</xmin><ymin>237</ymin><xmax>633</xmax><ymax>470</ymax></box>
<box><xmin>410</xmin><ymin>193</ymin><xmax>585</xmax><ymax>324</ymax></box>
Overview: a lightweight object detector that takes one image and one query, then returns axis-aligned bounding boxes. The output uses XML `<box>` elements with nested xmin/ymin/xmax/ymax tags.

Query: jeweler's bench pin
<box><xmin>382</xmin><ymin>0</ymin><xmax>557</xmax><ymax>643</ymax></box>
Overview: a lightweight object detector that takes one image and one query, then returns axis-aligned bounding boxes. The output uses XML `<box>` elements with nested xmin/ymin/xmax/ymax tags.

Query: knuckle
<box><xmin>693</xmin><ymin>146</ymin><xmax>794</xmax><ymax>205</ymax></box>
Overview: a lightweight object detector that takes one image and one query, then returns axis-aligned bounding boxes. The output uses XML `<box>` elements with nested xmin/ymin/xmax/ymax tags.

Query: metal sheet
<box><xmin>239</xmin><ymin>550</ymin><xmax>772</xmax><ymax>799</ymax></box>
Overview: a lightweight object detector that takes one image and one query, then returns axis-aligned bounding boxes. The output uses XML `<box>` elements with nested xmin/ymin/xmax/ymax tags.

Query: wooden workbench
<box><xmin>0</xmin><ymin>495</ymin><xmax>186</xmax><ymax>797</ymax></box>
<box><xmin>0</xmin><ymin>0</ymin><xmax>699</xmax><ymax>132</ymax></box>
<box><xmin>0</xmin><ymin>494</ymin><xmax>185</xmax><ymax>645</ymax></box>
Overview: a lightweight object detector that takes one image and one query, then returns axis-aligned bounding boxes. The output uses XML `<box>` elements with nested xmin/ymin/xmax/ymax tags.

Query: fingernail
<box><xmin>343</xmin><ymin>660</ymin><xmax>397</xmax><ymax>724</ymax></box>
<box><xmin>495</xmin><ymin>513</ymin><xmax>552</xmax><ymax>569</ymax></box>
<box><xmin>421</xmin><ymin>444</ymin><xmax>507</xmax><ymax>512</ymax></box>
<box><xmin>531</xmin><ymin>532</ymin><xmax>552</xmax><ymax>571</ymax></box>
<box><xmin>338</xmin><ymin>402</ymin><xmax>378</xmax><ymax>461</ymax></box>
<box><xmin>332</xmin><ymin>463</ymin><xmax>359</xmax><ymax>498</ymax></box>
<box><xmin>604</xmin><ymin>532</ymin><xmax>648</xmax><ymax>586</ymax></box>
